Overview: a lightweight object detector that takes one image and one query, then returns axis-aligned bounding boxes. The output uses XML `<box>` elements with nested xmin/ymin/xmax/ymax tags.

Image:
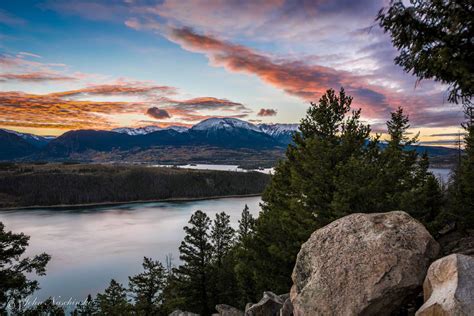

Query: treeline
<box><xmin>0</xmin><ymin>164</ymin><xmax>270</xmax><ymax>208</ymax></box>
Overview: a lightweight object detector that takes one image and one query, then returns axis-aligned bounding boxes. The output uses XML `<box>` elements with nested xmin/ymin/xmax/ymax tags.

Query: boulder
<box><xmin>216</xmin><ymin>304</ymin><xmax>244</xmax><ymax>316</ymax></box>
<box><xmin>245</xmin><ymin>291</ymin><xmax>285</xmax><ymax>316</ymax></box>
<box><xmin>169</xmin><ymin>310</ymin><xmax>200</xmax><ymax>316</ymax></box>
<box><xmin>416</xmin><ymin>254</ymin><xmax>474</xmax><ymax>315</ymax></box>
<box><xmin>280</xmin><ymin>297</ymin><xmax>293</xmax><ymax>316</ymax></box>
<box><xmin>291</xmin><ymin>211</ymin><xmax>439</xmax><ymax>316</ymax></box>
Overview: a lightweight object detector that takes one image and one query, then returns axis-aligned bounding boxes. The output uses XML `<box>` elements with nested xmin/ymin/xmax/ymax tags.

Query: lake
<box><xmin>0</xmin><ymin>196</ymin><xmax>262</xmax><ymax>305</ymax></box>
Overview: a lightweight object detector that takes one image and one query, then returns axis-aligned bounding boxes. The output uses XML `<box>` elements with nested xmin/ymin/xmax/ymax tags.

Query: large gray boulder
<box><xmin>216</xmin><ymin>304</ymin><xmax>244</xmax><ymax>316</ymax></box>
<box><xmin>291</xmin><ymin>211</ymin><xmax>439</xmax><ymax>316</ymax></box>
<box><xmin>245</xmin><ymin>291</ymin><xmax>285</xmax><ymax>316</ymax></box>
<box><xmin>416</xmin><ymin>254</ymin><xmax>474</xmax><ymax>315</ymax></box>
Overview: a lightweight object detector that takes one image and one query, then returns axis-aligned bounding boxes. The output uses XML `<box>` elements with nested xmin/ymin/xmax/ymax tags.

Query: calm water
<box><xmin>0</xmin><ymin>196</ymin><xmax>262</xmax><ymax>303</ymax></box>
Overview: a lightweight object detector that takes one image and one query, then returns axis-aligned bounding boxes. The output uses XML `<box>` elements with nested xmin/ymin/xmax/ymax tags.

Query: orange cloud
<box><xmin>0</xmin><ymin>72</ymin><xmax>77</xmax><ymax>82</ymax></box>
<box><xmin>52</xmin><ymin>82</ymin><xmax>177</xmax><ymax>98</ymax></box>
<box><xmin>167</xmin><ymin>27</ymin><xmax>463</xmax><ymax>128</ymax></box>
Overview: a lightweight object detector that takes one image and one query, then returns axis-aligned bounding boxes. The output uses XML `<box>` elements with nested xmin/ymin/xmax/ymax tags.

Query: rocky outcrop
<box><xmin>245</xmin><ymin>291</ymin><xmax>286</xmax><ymax>316</ymax></box>
<box><xmin>216</xmin><ymin>304</ymin><xmax>244</xmax><ymax>316</ymax></box>
<box><xmin>291</xmin><ymin>211</ymin><xmax>440</xmax><ymax>316</ymax></box>
<box><xmin>169</xmin><ymin>310</ymin><xmax>199</xmax><ymax>316</ymax></box>
<box><xmin>416</xmin><ymin>254</ymin><xmax>474</xmax><ymax>315</ymax></box>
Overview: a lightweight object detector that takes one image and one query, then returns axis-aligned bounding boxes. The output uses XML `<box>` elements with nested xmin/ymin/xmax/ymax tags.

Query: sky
<box><xmin>0</xmin><ymin>0</ymin><xmax>465</xmax><ymax>146</ymax></box>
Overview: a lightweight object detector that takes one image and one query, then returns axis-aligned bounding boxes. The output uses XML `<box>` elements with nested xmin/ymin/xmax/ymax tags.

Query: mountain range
<box><xmin>0</xmin><ymin>118</ymin><xmax>298</xmax><ymax>161</ymax></box>
<box><xmin>0</xmin><ymin>118</ymin><xmax>459</xmax><ymax>165</ymax></box>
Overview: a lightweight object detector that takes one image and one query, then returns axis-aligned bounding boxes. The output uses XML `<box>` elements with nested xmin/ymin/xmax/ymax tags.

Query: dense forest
<box><xmin>0</xmin><ymin>164</ymin><xmax>270</xmax><ymax>209</ymax></box>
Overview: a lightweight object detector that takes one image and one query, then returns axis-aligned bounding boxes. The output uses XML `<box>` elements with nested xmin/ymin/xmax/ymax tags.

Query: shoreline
<box><xmin>0</xmin><ymin>193</ymin><xmax>262</xmax><ymax>211</ymax></box>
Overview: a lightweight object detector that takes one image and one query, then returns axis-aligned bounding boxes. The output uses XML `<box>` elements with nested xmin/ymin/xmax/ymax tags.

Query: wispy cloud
<box><xmin>0</xmin><ymin>72</ymin><xmax>77</xmax><ymax>82</ymax></box>
<box><xmin>165</xmin><ymin>27</ymin><xmax>462</xmax><ymax>128</ymax></box>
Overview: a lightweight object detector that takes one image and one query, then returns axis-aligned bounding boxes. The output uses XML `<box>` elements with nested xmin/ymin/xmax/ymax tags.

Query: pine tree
<box><xmin>22</xmin><ymin>298</ymin><xmax>65</xmax><ymax>316</ymax></box>
<box><xmin>95</xmin><ymin>279</ymin><xmax>131</xmax><ymax>316</ymax></box>
<box><xmin>237</xmin><ymin>204</ymin><xmax>255</xmax><ymax>242</ymax></box>
<box><xmin>177</xmin><ymin>210</ymin><xmax>212</xmax><ymax>315</ymax></box>
<box><xmin>248</xmin><ymin>88</ymin><xmax>372</xmax><ymax>294</ymax></box>
<box><xmin>211</xmin><ymin>212</ymin><xmax>235</xmax><ymax>267</ymax></box>
<box><xmin>128</xmin><ymin>257</ymin><xmax>167</xmax><ymax>316</ymax></box>
<box><xmin>209</xmin><ymin>212</ymin><xmax>238</xmax><ymax>307</ymax></box>
<box><xmin>448</xmin><ymin>108</ymin><xmax>474</xmax><ymax>229</ymax></box>
<box><xmin>234</xmin><ymin>205</ymin><xmax>258</xmax><ymax>307</ymax></box>
<box><xmin>0</xmin><ymin>222</ymin><xmax>51</xmax><ymax>314</ymax></box>
<box><xmin>74</xmin><ymin>294</ymin><xmax>97</xmax><ymax>315</ymax></box>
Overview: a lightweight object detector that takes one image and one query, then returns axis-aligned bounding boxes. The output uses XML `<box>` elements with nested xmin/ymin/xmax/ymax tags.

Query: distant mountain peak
<box><xmin>112</xmin><ymin>125</ymin><xmax>188</xmax><ymax>136</ymax></box>
<box><xmin>0</xmin><ymin>128</ymin><xmax>54</xmax><ymax>148</ymax></box>
<box><xmin>191</xmin><ymin>117</ymin><xmax>262</xmax><ymax>133</ymax></box>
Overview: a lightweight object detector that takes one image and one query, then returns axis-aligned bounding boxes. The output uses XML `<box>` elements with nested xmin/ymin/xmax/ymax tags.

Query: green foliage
<box><xmin>74</xmin><ymin>294</ymin><xmax>97</xmax><ymax>315</ymax></box>
<box><xmin>0</xmin><ymin>164</ymin><xmax>270</xmax><ymax>209</ymax></box>
<box><xmin>242</xmin><ymin>89</ymin><xmax>444</xmax><ymax>294</ymax></box>
<box><xmin>248</xmin><ymin>88</ymin><xmax>372</xmax><ymax>293</ymax></box>
<box><xmin>129</xmin><ymin>257</ymin><xmax>167</xmax><ymax>316</ymax></box>
<box><xmin>377</xmin><ymin>0</ymin><xmax>474</xmax><ymax>104</ymax></box>
<box><xmin>0</xmin><ymin>222</ymin><xmax>51</xmax><ymax>314</ymax></box>
<box><xmin>95</xmin><ymin>279</ymin><xmax>132</xmax><ymax>316</ymax></box>
<box><xmin>176</xmin><ymin>210</ymin><xmax>213</xmax><ymax>315</ymax></box>
<box><xmin>22</xmin><ymin>298</ymin><xmax>65</xmax><ymax>316</ymax></box>
<box><xmin>448</xmin><ymin>111</ymin><xmax>474</xmax><ymax>229</ymax></box>
<box><xmin>237</xmin><ymin>204</ymin><xmax>255</xmax><ymax>242</ymax></box>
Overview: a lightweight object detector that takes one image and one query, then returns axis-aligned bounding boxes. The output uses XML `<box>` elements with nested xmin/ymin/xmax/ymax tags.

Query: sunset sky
<box><xmin>0</xmin><ymin>0</ymin><xmax>465</xmax><ymax>145</ymax></box>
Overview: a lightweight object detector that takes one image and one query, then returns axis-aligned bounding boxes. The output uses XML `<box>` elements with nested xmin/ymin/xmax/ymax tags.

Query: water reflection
<box><xmin>0</xmin><ymin>196</ymin><xmax>262</xmax><ymax>302</ymax></box>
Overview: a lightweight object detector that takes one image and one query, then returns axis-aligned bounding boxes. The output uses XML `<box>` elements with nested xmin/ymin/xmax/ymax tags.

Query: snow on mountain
<box><xmin>166</xmin><ymin>126</ymin><xmax>189</xmax><ymax>133</ymax></box>
<box><xmin>112</xmin><ymin>126</ymin><xmax>162</xmax><ymax>135</ymax></box>
<box><xmin>191</xmin><ymin>117</ymin><xmax>262</xmax><ymax>133</ymax></box>
<box><xmin>112</xmin><ymin>125</ymin><xmax>189</xmax><ymax>136</ymax></box>
<box><xmin>258</xmin><ymin>123</ymin><xmax>299</xmax><ymax>136</ymax></box>
<box><xmin>0</xmin><ymin>129</ymin><xmax>54</xmax><ymax>147</ymax></box>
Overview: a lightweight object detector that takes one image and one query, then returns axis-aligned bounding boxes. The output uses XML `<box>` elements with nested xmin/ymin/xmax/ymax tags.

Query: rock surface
<box><xmin>245</xmin><ymin>291</ymin><xmax>285</xmax><ymax>316</ymax></box>
<box><xmin>416</xmin><ymin>254</ymin><xmax>474</xmax><ymax>316</ymax></box>
<box><xmin>291</xmin><ymin>211</ymin><xmax>440</xmax><ymax>316</ymax></box>
<box><xmin>216</xmin><ymin>304</ymin><xmax>244</xmax><ymax>316</ymax></box>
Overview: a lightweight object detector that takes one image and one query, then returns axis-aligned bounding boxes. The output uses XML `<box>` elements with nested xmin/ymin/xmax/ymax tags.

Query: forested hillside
<box><xmin>0</xmin><ymin>163</ymin><xmax>270</xmax><ymax>208</ymax></box>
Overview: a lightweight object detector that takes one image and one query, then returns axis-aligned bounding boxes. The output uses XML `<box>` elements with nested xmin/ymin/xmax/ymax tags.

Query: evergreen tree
<box><xmin>377</xmin><ymin>0</ymin><xmax>473</xmax><ymax>104</ymax></box>
<box><xmin>211</xmin><ymin>212</ymin><xmax>235</xmax><ymax>267</ymax></box>
<box><xmin>248</xmin><ymin>88</ymin><xmax>372</xmax><ymax>294</ymax></box>
<box><xmin>234</xmin><ymin>205</ymin><xmax>258</xmax><ymax>307</ymax></box>
<box><xmin>237</xmin><ymin>204</ymin><xmax>255</xmax><ymax>242</ymax></box>
<box><xmin>209</xmin><ymin>212</ymin><xmax>238</xmax><ymax>308</ymax></box>
<box><xmin>74</xmin><ymin>294</ymin><xmax>97</xmax><ymax>316</ymax></box>
<box><xmin>177</xmin><ymin>210</ymin><xmax>212</xmax><ymax>315</ymax></box>
<box><xmin>95</xmin><ymin>279</ymin><xmax>131</xmax><ymax>316</ymax></box>
<box><xmin>448</xmin><ymin>108</ymin><xmax>474</xmax><ymax>229</ymax></box>
<box><xmin>0</xmin><ymin>222</ymin><xmax>51</xmax><ymax>314</ymax></box>
<box><xmin>128</xmin><ymin>257</ymin><xmax>167</xmax><ymax>316</ymax></box>
<box><xmin>22</xmin><ymin>297</ymin><xmax>65</xmax><ymax>316</ymax></box>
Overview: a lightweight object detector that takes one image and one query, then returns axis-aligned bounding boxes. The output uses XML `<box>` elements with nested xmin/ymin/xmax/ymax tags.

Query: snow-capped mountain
<box><xmin>112</xmin><ymin>125</ymin><xmax>188</xmax><ymax>135</ymax></box>
<box><xmin>0</xmin><ymin>129</ymin><xmax>54</xmax><ymax>148</ymax></box>
<box><xmin>258</xmin><ymin>123</ymin><xmax>299</xmax><ymax>136</ymax></box>
<box><xmin>191</xmin><ymin>117</ymin><xmax>262</xmax><ymax>133</ymax></box>
<box><xmin>112</xmin><ymin>126</ymin><xmax>162</xmax><ymax>135</ymax></box>
<box><xmin>258</xmin><ymin>123</ymin><xmax>299</xmax><ymax>144</ymax></box>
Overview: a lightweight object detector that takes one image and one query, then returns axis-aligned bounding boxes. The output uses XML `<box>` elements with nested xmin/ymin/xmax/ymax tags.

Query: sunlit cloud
<box><xmin>166</xmin><ymin>27</ymin><xmax>462</xmax><ymax>128</ymax></box>
<box><xmin>0</xmin><ymin>72</ymin><xmax>77</xmax><ymax>82</ymax></box>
